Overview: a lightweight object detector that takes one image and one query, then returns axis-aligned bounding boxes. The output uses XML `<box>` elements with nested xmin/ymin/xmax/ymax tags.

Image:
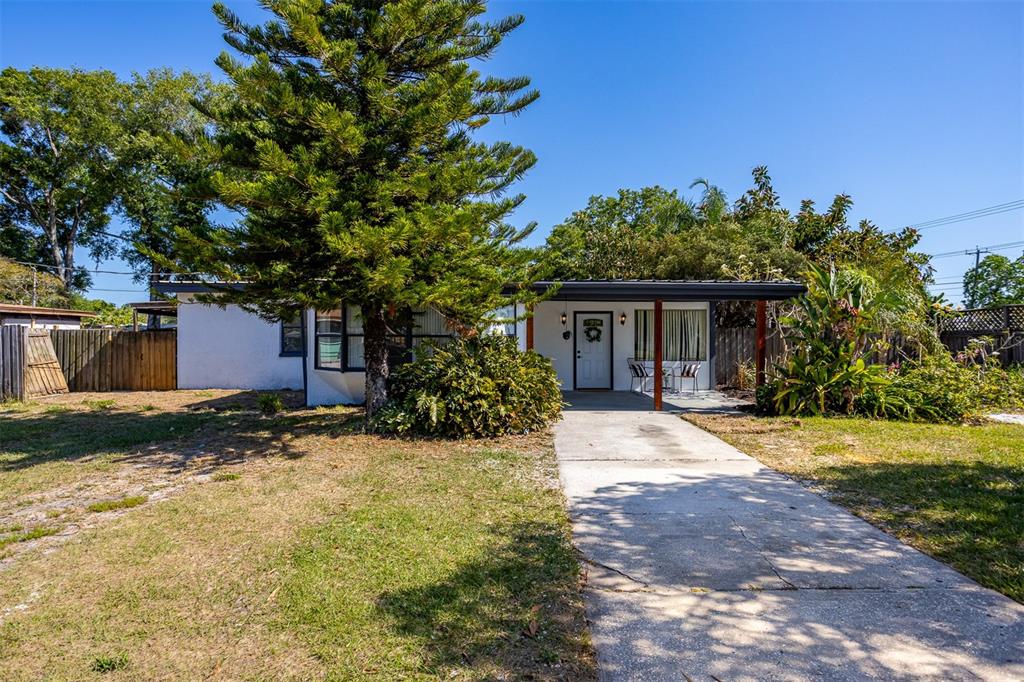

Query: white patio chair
<box><xmin>627</xmin><ymin>359</ymin><xmax>654</xmax><ymax>394</ymax></box>
<box><xmin>674</xmin><ymin>361</ymin><xmax>701</xmax><ymax>395</ymax></box>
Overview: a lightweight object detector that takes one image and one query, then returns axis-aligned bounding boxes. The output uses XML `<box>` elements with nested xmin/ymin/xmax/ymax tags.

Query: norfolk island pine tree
<box><xmin>157</xmin><ymin>0</ymin><xmax>548</xmax><ymax>418</ymax></box>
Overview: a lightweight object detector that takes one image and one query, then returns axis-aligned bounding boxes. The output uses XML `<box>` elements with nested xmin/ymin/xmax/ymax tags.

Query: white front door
<box><xmin>575</xmin><ymin>312</ymin><xmax>612</xmax><ymax>389</ymax></box>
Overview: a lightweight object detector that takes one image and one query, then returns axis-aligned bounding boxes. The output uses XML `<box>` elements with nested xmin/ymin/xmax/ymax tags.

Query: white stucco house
<box><xmin>156</xmin><ymin>279</ymin><xmax>804</xmax><ymax>408</ymax></box>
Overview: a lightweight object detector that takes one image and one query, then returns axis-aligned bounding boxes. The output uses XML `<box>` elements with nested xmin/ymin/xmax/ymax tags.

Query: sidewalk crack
<box><xmin>729</xmin><ymin>515</ymin><xmax>798</xmax><ymax>590</ymax></box>
<box><xmin>582</xmin><ymin>557</ymin><xmax>650</xmax><ymax>588</ymax></box>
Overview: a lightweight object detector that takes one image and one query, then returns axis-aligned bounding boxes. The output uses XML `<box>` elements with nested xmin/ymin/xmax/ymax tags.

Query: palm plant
<box><xmin>770</xmin><ymin>264</ymin><xmax>889</xmax><ymax>415</ymax></box>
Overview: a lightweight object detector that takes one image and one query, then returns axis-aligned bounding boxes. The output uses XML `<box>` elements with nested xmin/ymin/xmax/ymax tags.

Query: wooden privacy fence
<box><xmin>50</xmin><ymin>329</ymin><xmax>177</xmax><ymax>391</ymax></box>
<box><xmin>1</xmin><ymin>325</ymin><xmax>26</xmax><ymax>400</ymax></box>
<box><xmin>715</xmin><ymin>327</ymin><xmax>785</xmax><ymax>387</ymax></box>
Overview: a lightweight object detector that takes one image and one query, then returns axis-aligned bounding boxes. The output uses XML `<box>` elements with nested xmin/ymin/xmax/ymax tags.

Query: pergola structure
<box><xmin>521</xmin><ymin>280</ymin><xmax>806</xmax><ymax>410</ymax></box>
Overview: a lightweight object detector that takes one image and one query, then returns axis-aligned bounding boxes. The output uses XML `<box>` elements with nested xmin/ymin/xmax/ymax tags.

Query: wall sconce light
<box><xmin>560</xmin><ymin>311</ymin><xmax>568</xmax><ymax>326</ymax></box>
<box><xmin>619</xmin><ymin>312</ymin><xmax>627</xmax><ymax>326</ymax></box>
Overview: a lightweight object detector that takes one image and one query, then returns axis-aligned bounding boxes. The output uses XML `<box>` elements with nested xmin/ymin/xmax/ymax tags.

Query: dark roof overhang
<box><xmin>521</xmin><ymin>280</ymin><xmax>806</xmax><ymax>302</ymax></box>
<box><xmin>157</xmin><ymin>278</ymin><xmax>806</xmax><ymax>302</ymax></box>
<box><xmin>0</xmin><ymin>304</ymin><xmax>97</xmax><ymax>318</ymax></box>
<box><xmin>153</xmin><ymin>280</ymin><xmax>246</xmax><ymax>295</ymax></box>
<box><xmin>127</xmin><ymin>301</ymin><xmax>179</xmax><ymax>317</ymax></box>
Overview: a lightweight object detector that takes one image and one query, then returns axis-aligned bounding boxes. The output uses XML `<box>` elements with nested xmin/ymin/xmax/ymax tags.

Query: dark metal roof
<box><xmin>156</xmin><ymin>277</ymin><xmax>806</xmax><ymax>301</ymax></box>
<box><xmin>153</xmin><ymin>280</ymin><xmax>245</xmax><ymax>295</ymax></box>
<box><xmin>526</xmin><ymin>279</ymin><xmax>806</xmax><ymax>301</ymax></box>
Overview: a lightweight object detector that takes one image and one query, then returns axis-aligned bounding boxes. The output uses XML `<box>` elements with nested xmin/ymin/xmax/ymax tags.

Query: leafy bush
<box><xmin>986</xmin><ymin>364</ymin><xmax>1024</xmax><ymax>410</ymax></box>
<box><xmin>858</xmin><ymin>355</ymin><xmax>978</xmax><ymax>423</ymax></box>
<box><xmin>763</xmin><ymin>265</ymin><xmax>894</xmax><ymax>416</ymax></box>
<box><xmin>257</xmin><ymin>392</ymin><xmax>284</xmax><ymax>415</ymax></box>
<box><xmin>860</xmin><ymin>351</ymin><xmax>1023</xmax><ymax>423</ymax></box>
<box><xmin>374</xmin><ymin>335</ymin><xmax>562</xmax><ymax>438</ymax></box>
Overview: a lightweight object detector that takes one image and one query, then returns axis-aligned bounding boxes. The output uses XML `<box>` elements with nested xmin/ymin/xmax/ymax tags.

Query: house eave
<box><xmin>153</xmin><ymin>281</ymin><xmax>246</xmax><ymax>295</ymax></box>
<box><xmin>523</xmin><ymin>280</ymin><xmax>806</xmax><ymax>302</ymax></box>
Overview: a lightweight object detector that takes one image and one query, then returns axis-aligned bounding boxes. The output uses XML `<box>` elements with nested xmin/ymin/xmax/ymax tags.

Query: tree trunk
<box><xmin>362</xmin><ymin>304</ymin><xmax>390</xmax><ymax>420</ymax></box>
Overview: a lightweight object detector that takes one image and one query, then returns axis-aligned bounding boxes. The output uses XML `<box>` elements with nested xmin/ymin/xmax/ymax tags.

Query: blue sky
<box><xmin>2</xmin><ymin>0</ymin><xmax>1022</xmax><ymax>305</ymax></box>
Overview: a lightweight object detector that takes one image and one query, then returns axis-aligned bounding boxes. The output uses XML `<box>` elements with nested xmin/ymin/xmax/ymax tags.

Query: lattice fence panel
<box><xmin>942</xmin><ymin>305</ymin><xmax>1023</xmax><ymax>333</ymax></box>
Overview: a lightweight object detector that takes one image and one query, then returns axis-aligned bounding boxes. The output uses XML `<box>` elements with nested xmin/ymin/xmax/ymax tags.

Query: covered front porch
<box><xmin>520</xmin><ymin>280</ymin><xmax>805</xmax><ymax>410</ymax></box>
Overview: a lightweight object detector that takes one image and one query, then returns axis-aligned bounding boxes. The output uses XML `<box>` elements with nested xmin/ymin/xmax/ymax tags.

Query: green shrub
<box><xmin>257</xmin><ymin>392</ymin><xmax>284</xmax><ymax>415</ymax></box>
<box><xmin>977</xmin><ymin>360</ymin><xmax>1024</xmax><ymax>411</ymax></box>
<box><xmin>374</xmin><ymin>335</ymin><xmax>562</xmax><ymax>438</ymax></box>
<box><xmin>857</xmin><ymin>354</ymin><xmax>978</xmax><ymax>423</ymax></box>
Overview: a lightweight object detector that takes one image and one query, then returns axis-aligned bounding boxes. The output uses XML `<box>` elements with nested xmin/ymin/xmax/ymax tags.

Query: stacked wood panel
<box><xmin>23</xmin><ymin>330</ymin><xmax>68</xmax><ymax>397</ymax></box>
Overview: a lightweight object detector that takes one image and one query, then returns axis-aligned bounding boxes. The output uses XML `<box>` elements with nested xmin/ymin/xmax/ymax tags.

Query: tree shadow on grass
<box><xmin>819</xmin><ymin>460</ymin><xmax>1024</xmax><ymax>602</ymax></box>
<box><xmin>375</xmin><ymin>521</ymin><xmax>594</xmax><ymax>679</ymax></box>
<box><xmin>0</xmin><ymin>404</ymin><xmax>364</xmax><ymax>475</ymax></box>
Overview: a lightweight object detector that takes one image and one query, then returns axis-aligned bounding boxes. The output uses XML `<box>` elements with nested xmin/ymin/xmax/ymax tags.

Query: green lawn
<box><xmin>685</xmin><ymin>412</ymin><xmax>1024</xmax><ymax>602</ymax></box>
<box><xmin>0</xmin><ymin>392</ymin><xmax>593</xmax><ymax>680</ymax></box>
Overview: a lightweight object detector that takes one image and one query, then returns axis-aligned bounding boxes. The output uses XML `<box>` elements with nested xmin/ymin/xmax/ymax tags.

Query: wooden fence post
<box><xmin>755</xmin><ymin>300</ymin><xmax>767</xmax><ymax>387</ymax></box>
<box><xmin>525</xmin><ymin>305</ymin><xmax>534</xmax><ymax>351</ymax></box>
<box><xmin>654</xmin><ymin>299</ymin><xmax>663</xmax><ymax>411</ymax></box>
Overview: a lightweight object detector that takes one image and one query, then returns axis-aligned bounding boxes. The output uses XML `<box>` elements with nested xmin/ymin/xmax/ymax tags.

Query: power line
<box><xmin>88</xmin><ymin>288</ymin><xmax>150</xmax><ymax>293</ymax></box>
<box><xmin>7</xmin><ymin>259</ymin><xmax>142</xmax><ymax>274</ymax></box>
<box><xmin>5</xmin><ymin>259</ymin><xmax>206</xmax><ymax>277</ymax></box>
<box><xmin>929</xmin><ymin>240</ymin><xmax>1024</xmax><ymax>259</ymax></box>
<box><xmin>907</xmin><ymin>200</ymin><xmax>1024</xmax><ymax>230</ymax></box>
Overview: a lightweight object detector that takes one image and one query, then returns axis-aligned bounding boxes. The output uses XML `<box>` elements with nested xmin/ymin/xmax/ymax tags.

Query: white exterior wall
<box><xmin>176</xmin><ymin>295</ymin><xmax>303</xmax><ymax>390</ymax></box>
<box><xmin>174</xmin><ymin>297</ymin><xmax>710</xmax><ymax>403</ymax></box>
<box><xmin>530</xmin><ymin>300</ymin><xmax>712</xmax><ymax>391</ymax></box>
<box><xmin>1</xmin><ymin>317</ymin><xmax>84</xmax><ymax>330</ymax></box>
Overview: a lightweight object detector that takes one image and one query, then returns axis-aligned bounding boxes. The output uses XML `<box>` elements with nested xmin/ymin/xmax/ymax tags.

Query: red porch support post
<box><xmin>654</xmin><ymin>298</ymin><xmax>663</xmax><ymax>411</ymax></box>
<box><xmin>755</xmin><ymin>299</ymin><xmax>767</xmax><ymax>387</ymax></box>
<box><xmin>525</xmin><ymin>305</ymin><xmax>535</xmax><ymax>351</ymax></box>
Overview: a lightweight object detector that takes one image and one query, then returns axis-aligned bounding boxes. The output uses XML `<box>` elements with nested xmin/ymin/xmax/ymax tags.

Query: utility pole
<box><xmin>31</xmin><ymin>268</ymin><xmax>38</xmax><ymax>307</ymax></box>
<box><xmin>965</xmin><ymin>245</ymin><xmax>991</xmax><ymax>308</ymax></box>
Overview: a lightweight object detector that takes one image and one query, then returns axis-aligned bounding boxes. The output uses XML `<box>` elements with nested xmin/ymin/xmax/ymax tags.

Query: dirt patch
<box><xmin>0</xmin><ymin>390</ymin><xmax>348</xmax><ymax>565</ymax></box>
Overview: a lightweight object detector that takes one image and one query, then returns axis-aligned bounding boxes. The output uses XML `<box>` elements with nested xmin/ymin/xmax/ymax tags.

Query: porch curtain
<box><xmin>634</xmin><ymin>309</ymin><xmax>706</xmax><ymax>361</ymax></box>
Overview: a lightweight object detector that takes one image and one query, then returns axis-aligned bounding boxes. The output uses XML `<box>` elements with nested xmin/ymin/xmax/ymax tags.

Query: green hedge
<box><xmin>373</xmin><ymin>335</ymin><xmax>563</xmax><ymax>438</ymax></box>
<box><xmin>760</xmin><ymin>351</ymin><xmax>1024</xmax><ymax>424</ymax></box>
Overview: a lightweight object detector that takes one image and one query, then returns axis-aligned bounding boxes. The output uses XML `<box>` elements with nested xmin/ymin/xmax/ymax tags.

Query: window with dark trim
<box><xmin>343</xmin><ymin>304</ymin><xmax>365</xmax><ymax>371</ymax></box>
<box><xmin>314</xmin><ymin>305</ymin><xmax>455</xmax><ymax>372</ymax></box>
<box><xmin>314</xmin><ymin>309</ymin><xmax>343</xmax><ymax>371</ymax></box>
<box><xmin>280</xmin><ymin>313</ymin><xmax>304</xmax><ymax>356</ymax></box>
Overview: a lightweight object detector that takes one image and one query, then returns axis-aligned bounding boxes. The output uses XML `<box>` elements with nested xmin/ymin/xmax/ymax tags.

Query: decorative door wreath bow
<box><xmin>582</xmin><ymin>319</ymin><xmax>603</xmax><ymax>343</ymax></box>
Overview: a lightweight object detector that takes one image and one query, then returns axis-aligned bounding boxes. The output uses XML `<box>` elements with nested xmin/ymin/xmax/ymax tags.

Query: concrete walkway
<box><xmin>556</xmin><ymin>392</ymin><xmax>1024</xmax><ymax>681</ymax></box>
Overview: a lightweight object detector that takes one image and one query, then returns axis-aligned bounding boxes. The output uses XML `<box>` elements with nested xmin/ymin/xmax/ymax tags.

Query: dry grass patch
<box><xmin>685</xmin><ymin>411</ymin><xmax>1024</xmax><ymax>602</ymax></box>
<box><xmin>0</xmin><ymin>392</ymin><xmax>593</xmax><ymax>680</ymax></box>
